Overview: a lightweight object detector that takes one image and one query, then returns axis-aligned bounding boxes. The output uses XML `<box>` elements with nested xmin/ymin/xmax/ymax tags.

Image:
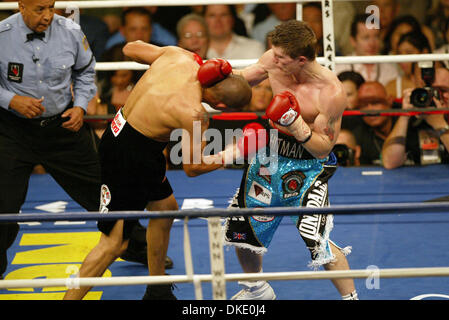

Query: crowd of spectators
<box><xmin>1</xmin><ymin>0</ymin><xmax>448</xmax><ymax>170</ymax></box>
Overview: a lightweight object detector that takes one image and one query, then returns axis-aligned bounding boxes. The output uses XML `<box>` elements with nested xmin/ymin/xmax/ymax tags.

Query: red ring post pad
<box><xmin>211</xmin><ymin>112</ymin><xmax>260</xmax><ymax>121</ymax></box>
<box><xmin>82</xmin><ymin>108</ymin><xmax>449</xmax><ymax>122</ymax></box>
<box><xmin>343</xmin><ymin>109</ymin><xmax>449</xmax><ymax>117</ymax></box>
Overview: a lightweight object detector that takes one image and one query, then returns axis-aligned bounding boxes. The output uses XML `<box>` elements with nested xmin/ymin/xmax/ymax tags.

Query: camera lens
<box><xmin>410</xmin><ymin>88</ymin><xmax>431</xmax><ymax>108</ymax></box>
<box><xmin>333</xmin><ymin>144</ymin><xmax>349</xmax><ymax>166</ymax></box>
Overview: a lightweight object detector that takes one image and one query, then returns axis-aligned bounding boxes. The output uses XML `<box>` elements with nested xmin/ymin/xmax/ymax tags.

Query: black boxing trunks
<box><xmin>97</xmin><ymin>109</ymin><xmax>173</xmax><ymax>239</ymax></box>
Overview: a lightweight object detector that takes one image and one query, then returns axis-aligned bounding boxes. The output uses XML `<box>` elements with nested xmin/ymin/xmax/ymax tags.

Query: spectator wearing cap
<box><xmin>352</xmin><ymin>81</ymin><xmax>395</xmax><ymax>165</ymax></box>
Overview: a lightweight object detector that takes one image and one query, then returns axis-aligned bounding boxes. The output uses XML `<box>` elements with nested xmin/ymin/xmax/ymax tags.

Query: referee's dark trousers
<box><xmin>0</xmin><ymin>107</ymin><xmax>101</xmax><ymax>277</ymax></box>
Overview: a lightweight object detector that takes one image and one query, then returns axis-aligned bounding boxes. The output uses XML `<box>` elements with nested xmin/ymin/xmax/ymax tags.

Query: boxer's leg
<box><xmin>235</xmin><ymin>246</ymin><xmax>263</xmax><ymax>273</ymax></box>
<box><xmin>297</xmin><ymin>178</ymin><xmax>357</xmax><ymax>299</ymax></box>
<box><xmin>63</xmin><ymin>220</ymin><xmax>129</xmax><ymax>300</ymax></box>
<box><xmin>142</xmin><ymin>194</ymin><xmax>178</xmax><ymax>300</ymax></box>
<box><xmin>224</xmin><ymin>189</ymin><xmax>277</xmax><ymax>300</ymax></box>
<box><xmin>145</xmin><ymin>194</ymin><xmax>178</xmax><ymax>276</ymax></box>
<box><xmin>324</xmin><ymin>241</ymin><xmax>357</xmax><ymax>299</ymax></box>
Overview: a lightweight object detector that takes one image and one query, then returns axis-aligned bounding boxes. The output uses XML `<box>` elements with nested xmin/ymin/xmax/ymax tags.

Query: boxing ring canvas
<box><xmin>1</xmin><ymin>165</ymin><xmax>449</xmax><ymax>300</ymax></box>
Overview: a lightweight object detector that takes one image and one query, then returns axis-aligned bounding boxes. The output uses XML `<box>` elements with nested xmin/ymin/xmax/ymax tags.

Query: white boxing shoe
<box><xmin>231</xmin><ymin>281</ymin><xmax>276</xmax><ymax>300</ymax></box>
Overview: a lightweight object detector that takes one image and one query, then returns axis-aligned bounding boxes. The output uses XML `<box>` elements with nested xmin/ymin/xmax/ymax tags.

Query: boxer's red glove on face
<box><xmin>265</xmin><ymin>91</ymin><xmax>312</xmax><ymax>143</ymax></box>
<box><xmin>197</xmin><ymin>58</ymin><xmax>232</xmax><ymax>87</ymax></box>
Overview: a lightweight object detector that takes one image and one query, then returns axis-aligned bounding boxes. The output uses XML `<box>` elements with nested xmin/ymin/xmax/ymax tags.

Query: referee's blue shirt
<box><xmin>0</xmin><ymin>13</ymin><xmax>96</xmax><ymax>117</ymax></box>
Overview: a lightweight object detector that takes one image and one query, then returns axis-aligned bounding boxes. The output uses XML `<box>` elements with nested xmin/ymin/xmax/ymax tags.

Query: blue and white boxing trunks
<box><xmin>224</xmin><ymin>130</ymin><xmax>351</xmax><ymax>269</ymax></box>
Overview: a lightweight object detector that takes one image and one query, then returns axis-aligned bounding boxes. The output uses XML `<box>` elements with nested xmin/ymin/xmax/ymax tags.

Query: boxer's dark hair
<box><xmin>210</xmin><ymin>75</ymin><xmax>252</xmax><ymax>110</ymax></box>
<box><xmin>270</xmin><ymin>20</ymin><xmax>317</xmax><ymax>61</ymax></box>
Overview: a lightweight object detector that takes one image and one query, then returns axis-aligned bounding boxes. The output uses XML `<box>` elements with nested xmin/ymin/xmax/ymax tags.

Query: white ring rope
<box><xmin>94</xmin><ymin>55</ymin><xmax>449</xmax><ymax>71</ymax></box>
<box><xmin>0</xmin><ymin>0</ymin><xmax>333</xmax><ymax>10</ymax></box>
<box><xmin>2</xmin><ymin>267</ymin><xmax>449</xmax><ymax>290</ymax></box>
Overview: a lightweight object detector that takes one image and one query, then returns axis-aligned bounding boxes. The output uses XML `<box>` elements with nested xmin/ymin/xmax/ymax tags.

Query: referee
<box><xmin>0</xmin><ymin>0</ymin><xmax>152</xmax><ymax>279</ymax></box>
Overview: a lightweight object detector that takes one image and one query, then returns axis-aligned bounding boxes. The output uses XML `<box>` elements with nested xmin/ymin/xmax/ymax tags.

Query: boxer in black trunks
<box><xmin>63</xmin><ymin>41</ymin><xmax>252</xmax><ymax>300</ymax></box>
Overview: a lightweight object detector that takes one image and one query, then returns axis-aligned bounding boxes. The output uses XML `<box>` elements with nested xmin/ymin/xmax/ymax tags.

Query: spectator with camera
<box><xmin>385</xmin><ymin>31</ymin><xmax>432</xmax><ymax>101</ymax></box>
<box><xmin>352</xmin><ymin>81</ymin><xmax>395</xmax><ymax>166</ymax></box>
<box><xmin>382</xmin><ymin>65</ymin><xmax>449</xmax><ymax>169</ymax></box>
<box><xmin>333</xmin><ymin>129</ymin><xmax>361</xmax><ymax>166</ymax></box>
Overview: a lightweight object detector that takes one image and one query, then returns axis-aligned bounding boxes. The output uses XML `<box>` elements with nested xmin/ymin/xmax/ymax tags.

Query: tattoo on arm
<box><xmin>324</xmin><ymin>119</ymin><xmax>335</xmax><ymax>141</ymax></box>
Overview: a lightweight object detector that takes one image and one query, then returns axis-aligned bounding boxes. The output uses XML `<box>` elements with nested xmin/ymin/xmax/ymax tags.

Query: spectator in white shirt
<box><xmin>204</xmin><ymin>4</ymin><xmax>265</xmax><ymax>59</ymax></box>
<box><xmin>336</xmin><ymin>13</ymin><xmax>399</xmax><ymax>87</ymax></box>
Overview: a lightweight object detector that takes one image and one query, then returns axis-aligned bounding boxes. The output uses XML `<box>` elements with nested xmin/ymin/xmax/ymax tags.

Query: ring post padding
<box><xmin>207</xmin><ymin>217</ymin><xmax>226</xmax><ymax>300</ymax></box>
<box><xmin>321</xmin><ymin>0</ymin><xmax>336</xmax><ymax>72</ymax></box>
<box><xmin>183</xmin><ymin>217</ymin><xmax>203</xmax><ymax>300</ymax></box>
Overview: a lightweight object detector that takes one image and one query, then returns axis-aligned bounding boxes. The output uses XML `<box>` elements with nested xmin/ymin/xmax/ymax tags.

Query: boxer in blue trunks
<box><xmin>227</xmin><ymin>20</ymin><xmax>358</xmax><ymax>300</ymax></box>
<box><xmin>225</xmin><ymin>127</ymin><xmax>343</xmax><ymax>265</ymax></box>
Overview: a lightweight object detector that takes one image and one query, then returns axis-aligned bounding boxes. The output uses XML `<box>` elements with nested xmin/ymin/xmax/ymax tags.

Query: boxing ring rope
<box><xmin>0</xmin><ymin>0</ymin><xmax>310</xmax><ymax>10</ymax></box>
<box><xmin>1</xmin><ymin>202</ymin><xmax>449</xmax><ymax>296</ymax></box>
<box><xmin>94</xmin><ymin>54</ymin><xmax>449</xmax><ymax>71</ymax></box>
<box><xmin>3</xmin><ymin>267</ymin><xmax>449</xmax><ymax>290</ymax></box>
<box><xmin>2</xmin><ymin>0</ymin><xmax>449</xmax><ymax>300</ymax></box>
<box><xmin>1</xmin><ymin>202</ymin><xmax>449</xmax><ymax>294</ymax></box>
<box><xmin>2</xmin><ymin>201</ymin><xmax>449</xmax><ymax>222</ymax></box>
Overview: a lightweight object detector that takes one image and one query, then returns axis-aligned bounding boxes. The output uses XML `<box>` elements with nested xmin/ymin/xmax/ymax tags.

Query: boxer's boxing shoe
<box><xmin>231</xmin><ymin>281</ymin><xmax>276</xmax><ymax>300</ymax></box>
<box><xmin>142</xmin><ymin>283</ymin><xmax>177</xmax><ymax>300</ymax></box>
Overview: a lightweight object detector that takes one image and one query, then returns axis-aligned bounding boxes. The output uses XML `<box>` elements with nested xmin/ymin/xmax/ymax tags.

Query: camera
<box><xmin>410</xmin><ymin>61</ymin><xmax>441</xmax><ymax>108</ymax></box>
<box><xmin>332</xmin><ymin>144</ymin><xmax>354</xmax><ymax>166</ymax></box>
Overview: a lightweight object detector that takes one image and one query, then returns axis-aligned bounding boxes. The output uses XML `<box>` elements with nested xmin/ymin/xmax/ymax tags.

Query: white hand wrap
<box><xmin>219</xmin><ymin>143</ymin><xmax>242</xmax><ymax>165</ymax></box>
<box><xmin>287</xmin><ymin>115</ymin><xmax>312</xmax><ymax>142</ymax></box>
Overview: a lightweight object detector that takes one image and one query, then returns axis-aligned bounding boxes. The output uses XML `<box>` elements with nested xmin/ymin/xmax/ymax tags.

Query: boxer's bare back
<box><xmin>122</xmin><ymin>44</ymin><xmax>206</xmax><ymax>142</ymax></box>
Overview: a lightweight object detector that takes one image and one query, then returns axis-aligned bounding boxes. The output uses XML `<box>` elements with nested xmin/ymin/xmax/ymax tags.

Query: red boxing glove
<box><xmin>265</xmin><ymin>91</ymin><xmax>300</xmax><ymax>126</ymax></box>
<box><xmin>266</xmin><ymin>91</ymin><xmax>312</xmax><ymax>142</ymax></box>
<box><xmin>220</xmin><ymin>123</ymin><xmax>267</xmax><ymax>165</ymax></box>
<box><xmin>192</xmin><ymin>52</ymin><xmax>203</xmax><ymax>65</ymax></box>
<box><xmin>197</xmin><ymin>58</ymin><xmax>232</xmax><ymax>87</ymax></box>
<box><xmin>237</xmin><ymin>122</ymin><xmax>268</xmax><ymax>159</ymax></box>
